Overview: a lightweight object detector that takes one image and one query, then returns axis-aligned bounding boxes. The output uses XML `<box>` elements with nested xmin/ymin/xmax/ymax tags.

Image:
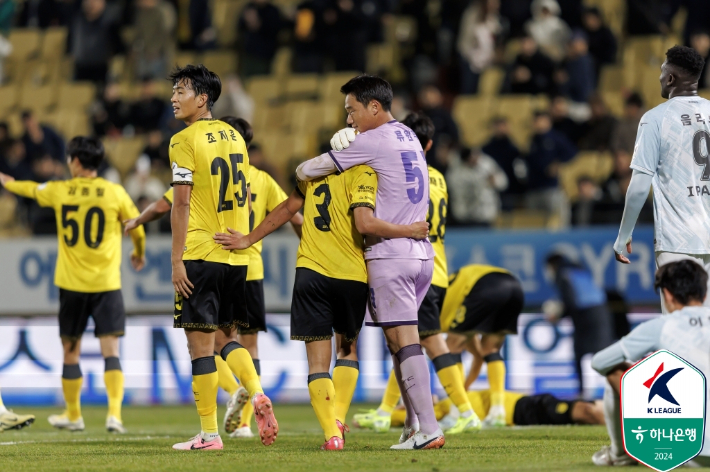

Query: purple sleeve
<box><xmin>326</xmin><ymin>133</ymin><xmax>377</xmax><ymax>173</ymax></box>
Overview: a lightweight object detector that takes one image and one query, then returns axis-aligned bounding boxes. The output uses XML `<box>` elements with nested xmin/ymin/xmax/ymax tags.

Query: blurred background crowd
<box><xmin>0</xmin><ymin>0</ymin><xmax>708</xmax><ymax>236</ymax></box>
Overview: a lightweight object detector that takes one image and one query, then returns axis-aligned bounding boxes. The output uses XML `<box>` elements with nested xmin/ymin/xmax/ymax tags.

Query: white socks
<box><xmin>603</xmin><ymin>383</ymin><xmax>624</xmax><ymax>457</ymax></box>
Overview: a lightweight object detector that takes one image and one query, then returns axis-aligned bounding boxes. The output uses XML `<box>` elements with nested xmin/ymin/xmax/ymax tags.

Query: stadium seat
<box><xmin>272</xmin><ymin>47</ymin><xmax>292</xmax><ymax>78</ymax></box>
<box><xmin>103</xmin><ymin>137</ymin><xmax>147</xmax><ymax>177</ymax></box>
<box><xmin>559</xmin><ymin>151</ymin><xmax>613</xmax><ymax>200</ymax></box>
<box><xmin>0</xmin><ymin>85</ymin><xmax>18</xmax><ymax>115</ymax></box>
<box><xmin>44</xmin><ymin>110</ymin><xmax>91</xmax><ymax>140</ymax></box>
<box><xmin>478</xmin><ymin>67</ymin><xmax>504</xmax><ymax>96</ymax></box>
<box><xmin>503</xmin><ymin>38</ymin><xmax>521</xmax><ymax>63</ymax></box>
<box><xmin>8</xmin><ymin>29</ymin><xmax>41</xmax><ymax>62</ymax></box>
<box><xmin>320</xmin><ymin>72</ymin><xmax>360</xmax><ymax>101</ymax></box>
<box><xmin>259</xmin><ymin>132</ymin><xmax>311</xmax><ymax>167</ymax></box>
<box><xmin>201</xmin><ymin>50</ymin><xmax>238</xmax><ymax>80</ymax></box>
<box><xmin>252</xmin><ymin>103</ymin><xmax>288</xmax><ymax>134</ymax></box>
<box><xmin>213</xmin><ymin>0</ymin><xmax>242</xmax><ymax>47</ymax></box>
<box><xmin>366</xmin><ymin>43</ymin><xmax>395</xmax><ymax>76</ymax></box>
<box><xmin>57</xmin><ymin>82</ymin><xmax>97</xmax><ymax>112</ymax></box>
<box><xmin>175</xmin><ymin>51</ymin><xmax>197</xmax><ymax>68</ymax></box>
<box><xmin>288</xmin><ymin>101</ymin><xmax>325</xmax><ymax>135</ymax></box>
<box><xmin>598</xmin><ymin>65</ymin><xmax>625</xmax><ymax>93</ymax></box>
<box><xmin>6</xmin><ymin>112</ymin><xmax>24</xmax><ymax>138</ymax></box>
<box><xmin>40</xmin><ymin>27</ymin><xmax>68</xmax><ymax>61</ymax></box>
<box><xmin>284</xmin><ymin>74</ymin><xmax>319</xmax><ymax>100</ymax></box>
<box><xmin>601</xmin><ymin>91</ymin><xmax>624</xmax><ymax>117</ymax></box>
<box><xmin>19</xmin><ymin>84</ymin><xmax>57</xmax><ymax>114</ymax></box>
<box><xmin>246</xmin><ymin>75</ymin><xmax>282</xmax><ymax>104</ymax></box>
<box><xmin>452</xmin><ymin>95</ymin><xmax>493</xmax><ymax>147</ymax></box>
<box><xmin>493</xmin><ymin>95</ymin><xmax>534</xmax><ymax>149</ymax></box>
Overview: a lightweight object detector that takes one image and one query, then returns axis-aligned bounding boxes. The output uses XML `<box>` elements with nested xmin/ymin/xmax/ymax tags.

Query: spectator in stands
<box><xmin>21</xmin><ymin>111</ymin><xmax>65</xmax><ymax>164</ymax></box>
<box><xmin>238</xmin><ymin>0</ymin><xmax>284</xmax><ymax>78</ymax></box>
<box><xmin>525</xmin><ymin>0</ymin><xmax>570</xmax><ymax>62</ymax></box>
<box><xmin>571</xmin><ymin>175</ymin><xmax>602</xmax><ymax>227</ymax></box>
<box><xmin>500</xmin><ymin>0</ymin><xmax>532</xmax><ymax>38</ymax></box>
<box><xmin>502</xmin><ymin>34</ymin><xmax>556</xmax><ymax>96</ymax></box>
<box><xmin>524</xmin><ymin>110</ymin><xmax>576</xmax><ymax>226</ymax></box>
<box><xmin>601</xmin><ymin>148</ymin><xmax>632</xmax><ymax>206</ymax></box>
<box><xmin>557</xmin><ymin>30</ymin><xmax>595</xmax><ymax>104</ymax></box>
<box><xmin>550</xmin><ymin>95</ymin><xmax>583</xmax><ymax>144</ymax></box>
<box><xmin>447</xmin><ymin>146</ymin><xmax>508</xmax><ymax>227</ymax></box>
<box><xmin>482</xmin><ymin>117</ymin><xmax>524</xmax><ymax>210</ymax></box>
<box><xmin>324</xmin><ymin>0</ymin><xmax>368</xmax><ymax>72</ymax></box>
<box><xmin>690</xmin><ymin>31</ymin><xmax>710</xmax><ymax>90</ymax></box>
<box><xmin>0</xmin><ymin>140</ymin><xmax>33</xmax><ymax>180</ymax></box>
<box><xmin>578</xmin><ymin>94</ymin><xmax>617</xmax><ymax>151</ymax></box>
<box><xmin>419</xmin><ymin>84</ymin><xmax>460</xmax><ymax>167</ymax></box>
<box><xmin>17</xmin><ymin>0</ymin><xmax>66</xmax><ymax>28</ymax></box>
<box><xmin>128</xmin><ymin>79</ymin><xmax>168</xmax><ymax>134</ymax></box>
<box><xmin>457</xmin><ymin>0</ymin><xmax>504</xmax><ymax>94</ymax></box>
<box><xmin>610</xmin><ymin>92</ymin><xmax>644</xmax><ymax>153</ymax></box>
<box><xmin>248</xmin><ymin>143</ymin><xmax>282</xmax><ymax>184</ymax></box>
<box><xmin>132</xmin><ymin>0</ymin><xmax>175</xmax><ymax>80</ymax></box>
<box><xmin>178</xmin><ymin>0</ymin><xmax>216</xmax><ymax>51</ymax></box>
<box><xmin>0</xmin><ymin>122</ymin><xmax>11</xmax><ymax>151</ymax></box>
<box><xmin>125</xmin><ymin>155</ymin><xmax>166</xmax><ymax>203</ymax></box>
<box><xmin>625</xmin><ymin>0</ymin><xmax>670</xmax><ymax>36</ymax></box>
<box><xmin>676</xmin><ymin>0</ymin><xmax>710</xmax><ymax>46</ymax></box>
<box><xmin>0</xmin><ymin>0</ymin><xmax>12</xmax><ymax>82</ymax></box>
<box><xmin>68</xmin><ymin>0</ymin><xmax>124</xmax><ymax>83</ymax></box>
<box><xmin>581</xmin><ymin>6</ymin><xmax>617</xmax><ymax>78</ymax></box>
<box><xmin>292</xmin><ymin>0</ymin><xmax>326</xmax><ymax>73</ymax></box>
<box><xmin>140</xmin><ymin>130</ymin><xmax>169</xmax><ymax>170</ymax></box>
<box><xmin>211</xmin><ymin>75</ymin><xmax>254</xmax><ymax>122</ymax></box>
<box><xmin>91</xmin><ymin>82</ymin><xmax>129</xmax><ymax>137</ymax></box>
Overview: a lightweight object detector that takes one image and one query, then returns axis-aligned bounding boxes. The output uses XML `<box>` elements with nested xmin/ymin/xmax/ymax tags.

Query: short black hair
<box><xmin>340</xmin><ymin>75</ymin><xmax>393</xmax><ymax>112</ymax></box>
<box><xmin>169</xmin><ymin>64</ymin><xmax>221</xmax><ymax>110</ymax></box>
<box><xmin>401</xmin><ymin>112</ymin><xmax>435</xmax><ymax>150</ymax></box>
<box><xmin>67</xmin><ymin>136</ymin><xmax>104</xmax><ymax>170</ymax></box>
<box><xmin>654</xmin><ymin>259</ymin><xmax>708</xmax><ymax>305</ymax></box>
<box><xmin>219</xmin><ymin>116</ymin><xmax>253</xmax><ymax>145</ymax></box>
<box><xmin>625</xmin><ymin>92</ymin><xmax>644</xmax><ymax>108</ymax></box>
<box><xmin>665</xmin><ymin>45</ymin><xmax>705</xmax><ymax>80</ymax></box>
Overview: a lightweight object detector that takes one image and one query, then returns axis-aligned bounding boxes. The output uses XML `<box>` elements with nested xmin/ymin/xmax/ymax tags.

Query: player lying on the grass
<box><xmin>440</xmin><ymin>264</ymin><xmax>524</xmax><ymax>427</ymax></box>
<box><xmin>167</xmin><ymin>64</ymin><xmax>276</xmax><ymax>451</ymax></box>
<box><xmin>350</xmin><ymin>113</ymin><xmax>481</xmax><ymax>436</ymax></box>
<box><xmin>387</xmin><ymin>389</ymin><xmax>605</xmax><ymax>428</ymax></box>
<box><xmin>0</xmin><ymin>387</ymin><xmax>35</xmax><ymax>431</ymax></box>
<box><xmin>612</xmin><ymin>45</ymin><xmax>710</xmax><ymax>313</ymax></box>
<box><xmin>124</xmin><ymin>117</ymin><xmax>303</xmax><ymax>439</ymax></box>
<box><xmin>215</xmin><ymin>160</ymin><xmax>428</xmax><ymax>450</ymax></box>
<box><xmin>591</xmin><ymin>260</ymin><xmax>710</xmax><ymax>467</ymax></box>
<box><xmin>0</xmin><ymin>137</ymin><xmax>146</xmax><ymax>434</ymax></box>
<box><xmin>294</xmin><ymin>75</ymin><xmax>443</xmax><ymax>450</ymax></box>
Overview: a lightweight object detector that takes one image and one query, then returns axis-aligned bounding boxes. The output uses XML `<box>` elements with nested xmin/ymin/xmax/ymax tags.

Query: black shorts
<box><xmin>418</xmin><ymin>285</ymin><xmax>446</xmax><ymax>338</ymax></box>
<box><xmin>290</xmin><ymin>268</ymin><xmax>368</xmax><ymax>342</ymax></box>
<box><xmin>238</xmin><ymin>279</ymin><xmax>267</xmax><ymax>335</ymax></box>
<box><xmin>449</xmin><ymin>272</ymin><xmax>524</xmax><ymax>335</ymax></box>
<box><xmin>174</xmin><ymin>260</ymin><xmax>248</xmax><ymax>330</ymax></box>
<box><xmin>59</xmin><ymin>288</ymin><xmax>125</xmax><ymax>341</ymax></box>
<box><xmin>513</xmin><ymin>394</ymin><xmax>578</xmax><ymax>426</ymax></box>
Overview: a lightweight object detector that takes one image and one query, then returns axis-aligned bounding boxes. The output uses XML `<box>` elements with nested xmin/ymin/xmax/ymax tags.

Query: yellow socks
<box><xmin>452</xmin><ymin>352</ymin><xmax>465</xmax><ymax>379</ymax></box>
<box><xmin>215</xmin><ymin>355</ymin><xmax>239</xmax><ymax>396</ymax></box>
<box><xmin>62</xmin><ymin>364</ymin><xmax>83</xmax><ymax>421</ymax></box>
<box><xmin>308</xmin><ymin>373</ymin><xmax>341</xmax><ymax>440</ymax></box>
<box><xmin>221</xmin><ymin>342</ymin><xmax>263</xmax><ymax>397</ymax></box>
<box><xmin>379</xmin><ymin>369</ymin><xmax>401</xmax><ymax>414</ymax></box>
<box><xmin>239</xmin><ymin>359</ymin><xmax>260</xmax><ymax>428</ymax></box>
<box><xmin>104</xmin><ymin>357</ymin><xmax>124</xmax><ymax>421</ymax></box>
<box><xmin>484</xmin><ymin>353</ymin><xmax>506</xmax><ymax>406</ymax></box>
<box><xmin>332</xmin><ymin>359</ymin><xmax>359</xmax><ymax>424</ymax></box>
<box><xmin>192</xmin><ymin>357</ymin><xmax>219</xmax><ymax>434</ymax></box>
<box><xmin>433</xmin><ymin>354</ymin><xmax>475</xmax><ymax>416</ymax></box>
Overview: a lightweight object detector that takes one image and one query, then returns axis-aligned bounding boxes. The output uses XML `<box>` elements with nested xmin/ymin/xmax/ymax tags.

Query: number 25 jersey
<box><xmin>631</xmin><ymin>96</ymin><xmax>710</xmax><ymax>254</ymax></box>
<box><xmin>296</xmin><ymin>165</ymin><xmax>377</xmax><ymax>283</ymax></box>
<box><xmin>170</xmin><ymin>119</ymin><xmax>250</xmax><ymax>266</ymax></box>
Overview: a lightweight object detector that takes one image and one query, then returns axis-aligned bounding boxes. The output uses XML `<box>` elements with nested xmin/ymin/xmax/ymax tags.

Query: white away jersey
<box><xmin>631</xmin><ymin>96</ymin><xmax>710</xmax><ymax>254</ymax></box>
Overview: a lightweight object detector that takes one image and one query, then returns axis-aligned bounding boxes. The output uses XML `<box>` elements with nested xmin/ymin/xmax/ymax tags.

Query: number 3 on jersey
<box><xmin>313</xmin><ymin>183</ymin><xmax>332</xmax><ymax>232</ymax></box>
<box><xmin>211</xmin><ymin>153</ymin><xmax>247</xmax><ymax>211</ymax></box>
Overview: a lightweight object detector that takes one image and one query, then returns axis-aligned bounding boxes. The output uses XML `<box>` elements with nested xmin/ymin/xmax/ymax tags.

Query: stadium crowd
<box><xmin>0</xmin><ymin>0</ymin><xmax>709</xmax><ymax>235</ymax></box>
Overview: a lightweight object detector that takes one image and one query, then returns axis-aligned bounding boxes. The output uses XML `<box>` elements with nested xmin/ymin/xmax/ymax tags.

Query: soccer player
<box><xmin>438</xmin><ymin>264</ymin><xmax>524</xmax><ymax>427</ymax></box>
<box><xmin>613</xmin><ymin>46</ymin><xmax>710</xmax><ymax>312</ymax></box>
<box><xmin>591</xmin><ymin>260</ymin><xmax>710</xmax><ymax>467</ymax></box>
<box><xmin>295</xmin><ymin>75</ymin><xmax>443</xmax><ymax>450</ymax></box>
<box><xmin>166</xmin><ymin>65</ymin><xmax>276</xmax><ymax>451</ymax></box>
<box><xmin>352</xmin><ymin>113</ymin><xmax>481</xmax><ymax>435</ymax></box>
<box><xmin>124</xmin><ymin>116</ymin><xmax>302</xmax><ymax>438</ymax></box>
<box><xmin>215</xmin><ymin>161</ymin><xmax>428</xmax><ymax>450</ymax></box>
<box><xmin>0</xmin><ymin>388</ymin><xmax>35</xmax><ymax>431</ymax></box>
<box><xmin>0</xmin><ymin>137</ymin><xmax>146</xmax><ymax>434</ymax></box>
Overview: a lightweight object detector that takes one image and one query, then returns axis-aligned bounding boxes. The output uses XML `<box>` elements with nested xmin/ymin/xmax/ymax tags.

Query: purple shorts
<box><xmin>365</xmin><ymin>258</ymin><xmax>434</xmax><ymax>327</ymax></box>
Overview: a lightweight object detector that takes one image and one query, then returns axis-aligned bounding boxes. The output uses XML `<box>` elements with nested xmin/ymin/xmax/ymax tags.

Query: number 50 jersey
<box><xmin>296</xmin><ymin>165</ymin><xmax>377</xmax><ymax>283</ymax></box>
<box><xmin>631</xmin><ymin>96</ymin><xmax>710</xmax><ymax>254</ymax></box>
<box><xmin>170</xmin><ymin>119</ymin><xmax>251</xmax><ymax>266</ymax></box>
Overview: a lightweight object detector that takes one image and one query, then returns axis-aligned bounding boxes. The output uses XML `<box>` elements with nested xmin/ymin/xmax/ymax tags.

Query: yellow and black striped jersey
<box><xmin>169</xmin><ymin>119</ymin><xmax>250</xmax><ymax>266</ymax></box>
<box><xmin>296</xmin><ymin>165</ymin><xmax>377</xmax><ymax>283</ymax></box>
<box><xmin>4</xmin><ymin>177</ymin><xmax>145</xmax><ymax>292</ymax></box>
<box><xmin>427</xmin><ymin>166</ymin><xmax>448</xmax><ymax>288</ymax></box>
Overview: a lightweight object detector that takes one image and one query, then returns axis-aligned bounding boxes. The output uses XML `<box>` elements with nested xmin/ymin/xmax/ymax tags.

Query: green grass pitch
<box><xmin>0</xmin><ymin>404</ymin><xmax>612</xmax><ymax>471</ymax></box>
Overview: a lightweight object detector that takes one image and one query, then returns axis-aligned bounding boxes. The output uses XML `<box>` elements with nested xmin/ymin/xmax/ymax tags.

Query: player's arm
<box><xmin>117</xmin><ymin>188</ymin><xmax>147</xmax><ymax>271</ymax></box>
<box><xmin>214</xmin><ymin>189</ymin><xmax>305</xmax><ymax>250</ymax></box>
<box><xmin>295</xmin><ymin>128</ymin><xmax>363</xmax><ymax>181</ymax></box>
<box><xmin>591</xmin><ymin>317</ymin><xmax>664</xmax><ymax>376</ymax></box>
<box><xmin>123</xmin><ymin>196</ymin><xmax>172</xmax><ymax>235</ymax></box>
<box><xmin>171</xmin><ymin>184</ymin><xmax>193</xmax><ymax>298</ymax></box>
<box><xmin>353</xmin><ymin>207</ymin><xmax>429</xmax><ymax>239</ymax></box>
<box><xmin>613</xmin><ymin>170</ymin><xmax>653</xmax><ymax>263</ymax></box>
<box><xmin>289</xmin><ymin>211</ymin><xmax>304</xmax><ymax>239</ymax></box>
<box><xmin>0</xmin><ymin>173</ymin><xmax>39</xmax><ymax>199</ymax></box>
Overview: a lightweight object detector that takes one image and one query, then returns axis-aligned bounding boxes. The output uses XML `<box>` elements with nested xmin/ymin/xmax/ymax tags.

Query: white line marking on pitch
<box><xmin>0</xmin><ymin>435</ymin><xmax>171</xmax><ymax>446</ymax></box>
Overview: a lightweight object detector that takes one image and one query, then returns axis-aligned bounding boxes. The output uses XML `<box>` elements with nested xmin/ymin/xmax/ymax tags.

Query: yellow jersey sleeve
<box><xmin>169</xmin><ymin>137</ymin><xmax>196</xmax><ymax>186</ymax></box>
<box><xmin>427</xmin><ymin>166</ymin><xmax>448</xmax><ymax>288</ymax></box>
<box><xmin>4</xmin><ymin>180</ymin><xmax>43</xmax><ymax>202</ymax></box>
<box><xmin>163</xmin><ymin>188</ymin><xmax>174</xmax><ymax>205</ymax></box>
<box><xmin>264</xmin><ymin>173</ymin><xmax>288</xmax><ymax>211</ymax></box>
<box><xmin>348</xmin><ymin>165</ymin><xmax>377</xmax><ymax>210</ymax></box>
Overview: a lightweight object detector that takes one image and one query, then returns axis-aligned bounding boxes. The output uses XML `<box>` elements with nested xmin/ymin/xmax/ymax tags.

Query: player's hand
<box><xmin>330</xmin><ymin>128</ymin><xmax>357</xmax><ymax>151</ymax></box>
<box><xmin>172</xmin><ymin>260</ymin><xmax>194</xmax><ymax>298</ymax></box>
<box><xmin>123</xmin><ymin>218</ymin><xmax>140</xmax><ymax>235</ymax></box>
<box><xmin>615</xmin><ymin>241</ymin><xmax>632</xmax><ymax>264</ymax></box>
<box><xmin>410</xmin><ymin>221</ymin><xmax>429</xmax><ymax>240</ymax></box>
<box><xmin>131</xmin><ymin>253</ymin><xmax>146</xmax><ymax>272</ymax></box>
<box><xmin>213</xmin><ymin>227</ymin><xmax>251</xmax><ymax>250</ymax></box>
<box><xmin>0</xmin><ymin>172</ymin><xmax>14</xmax><ymax>187</ymax></box>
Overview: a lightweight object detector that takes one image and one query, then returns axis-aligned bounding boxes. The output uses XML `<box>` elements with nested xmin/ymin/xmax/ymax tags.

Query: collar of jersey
<box><xmin>196</xmin><ymin>118</ymin><xmax>217</xmax><ymax>122</ymax></box>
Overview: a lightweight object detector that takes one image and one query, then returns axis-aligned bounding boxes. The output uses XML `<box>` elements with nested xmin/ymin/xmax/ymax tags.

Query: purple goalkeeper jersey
<box><xmin>324</xmin><ymin>120</ymin><xmax>434</xmax><ymax>261</ymax></box>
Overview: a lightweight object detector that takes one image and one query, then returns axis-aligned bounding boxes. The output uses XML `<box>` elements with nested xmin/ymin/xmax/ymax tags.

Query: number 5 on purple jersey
<box><xmin>401</xmin><ymin>151</ymin><xmax>425</xmax><ymax>204</ymax></box>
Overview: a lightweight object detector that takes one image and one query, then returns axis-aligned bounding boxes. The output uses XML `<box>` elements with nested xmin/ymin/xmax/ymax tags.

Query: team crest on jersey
<box><xmin>621</xmin><ymin>350</ymin><xmax>706</xmax><ymax>471</ymax></box>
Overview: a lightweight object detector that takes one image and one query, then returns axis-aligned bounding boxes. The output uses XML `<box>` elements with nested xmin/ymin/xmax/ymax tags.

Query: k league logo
<box><xmin>621</xmin><ymin>350</ymin><xmax>706</xmax><ymax>472</ymax></box>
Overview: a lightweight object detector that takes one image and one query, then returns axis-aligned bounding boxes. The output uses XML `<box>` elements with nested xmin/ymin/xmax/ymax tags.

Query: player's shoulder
<box><xmin>641</xmin><ymin>101</ymin><xmax>673</xmax><ymax>124</ymax></box>
<box><xmin>428</xmin><ymin>166</ymin><xmax>446</xmax><ymax>188</ymax></box>
<box><xmin>97</xmin><ymin>177</ymin><xmax>131</xmax><ymax>198</ymax></box>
